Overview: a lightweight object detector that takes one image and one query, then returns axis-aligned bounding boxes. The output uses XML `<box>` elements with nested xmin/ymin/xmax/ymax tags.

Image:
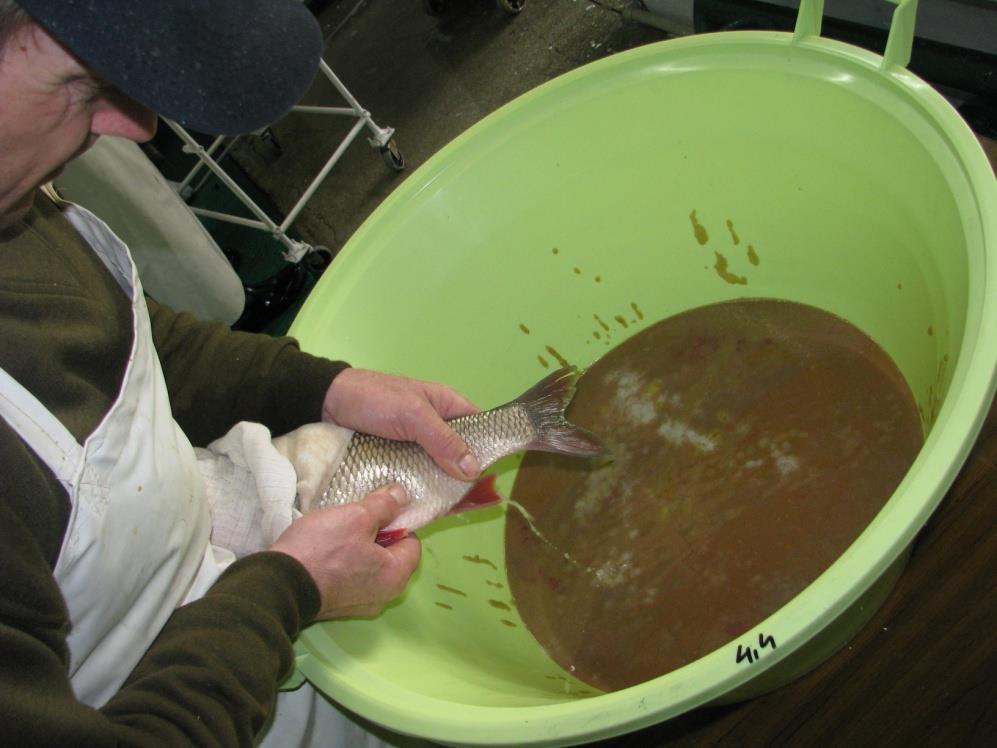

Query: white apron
<box><xmin>0</xmin><ymin>203</ymin><xmax>416</xmax><ymax>747</ymax></box>
<box><xmin>0</xmin><ymin>203</ymin><xmax>230</xmax><ymax>705</ymax></box>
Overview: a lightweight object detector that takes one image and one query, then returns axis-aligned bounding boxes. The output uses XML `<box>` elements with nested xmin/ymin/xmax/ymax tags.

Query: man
<box><xmin>0</xmin><ymin>0</ymin><xmax>480</xmax><ymax>744</ymax></box>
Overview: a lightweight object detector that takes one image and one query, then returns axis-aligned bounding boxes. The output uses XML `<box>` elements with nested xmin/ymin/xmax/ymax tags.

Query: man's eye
<box><xmin>84</xmin><ymin>81</ymin><xmax>115</xmax><ymax>103</ymax></box>
<box><xmin>90</xmin><ymin>82</ymin><xmax>115</xmax><ymax>101</ymax></box>
<box><xmin>68</xmin><ymin>75</ymin><xmax>115</xmax><ymax>103</ymax></box>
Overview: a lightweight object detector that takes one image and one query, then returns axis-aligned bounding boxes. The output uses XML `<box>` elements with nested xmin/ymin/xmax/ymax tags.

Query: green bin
<box><xmin>288</xmin><ymin>1</ymin><xmax>997</xmax><ymax>744</ymax></box>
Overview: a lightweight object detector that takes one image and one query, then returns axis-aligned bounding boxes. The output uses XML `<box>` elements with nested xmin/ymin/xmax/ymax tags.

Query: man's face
<box><xmin>0</xmin><ymin>22</ymin><xmax>158</xmax><ymax>230</ymax></box>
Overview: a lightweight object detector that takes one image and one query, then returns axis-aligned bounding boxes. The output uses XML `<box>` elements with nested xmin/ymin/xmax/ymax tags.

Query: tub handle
<box><xmin>793</xmin><ymin>0</ymin><xmax>919</xmax><ymax>71</ymax></box>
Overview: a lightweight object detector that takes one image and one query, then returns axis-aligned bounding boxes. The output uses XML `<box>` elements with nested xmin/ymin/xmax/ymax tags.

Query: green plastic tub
<box><xmin>288</xmin><ymin>0</ymin><xmax>997</xmax><ymax>744</ymax></box>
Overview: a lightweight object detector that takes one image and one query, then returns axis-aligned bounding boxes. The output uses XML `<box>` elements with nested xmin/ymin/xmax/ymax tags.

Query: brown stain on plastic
<box><xmin>924</xmin><ymin>352</ymin><xmax>951</xmax><ymax>427</ymax></box>
<box><xmin>545</xmin><ymin>345</ymin><xmax>570</xmax><ymax>368</ymax></box>
<box><xmin>538</xmin><ymin>355</ymin><xmax>550</xmax><ymax>369</ymax></box>
<box><xmin>435</xmin><ymin>602</ymin><xmax>453</xmax><ymax>610</ymax></box>
<box><xmin>594</xmin><ymin>314</ymin><xmax>611</xmax><ymax>333</ymax></box>
<box><xmin>690</xmin><ymin>210</ymin><xmax>709</xmax><ymax>245</ymax></box>
<box><xmin>488</xmin><ymin>600</ymin><xmax>513</xmax><ymax>611</ymax></box>
<box><xmin>463</xmin><ymin>554</ymin><xmax>498</xmax><ymax>571</ymax></box>
<box><xmin>747</xmin><ymin>244</ymin><xmax>760</xmax><ymax>266</ymax></box>
<box><xmin>726</xmin><ymin>219</ymin><xmax>740</xmax><ymax>245</ymax></box>
<box><xmin>614</xmin><ymin>315</ymin><xmax>629</xmax><ymax>329</ymax></box>
<box><xmin>631</xmin><ymin>302</ymin><xmax>644</xmax><ymax>321</ymax></box>
<box><xmin>519</xmin><ymin>323</ymin><xmax>531</xmax><ymax>335</ymax></box>
<box><xmin>500</xmin><ymin>620</ymin><xmax>517</xmax><ymax>628</ymax></box>
<box><xmin>713</xmin><ymin>252</ymin><xmax>748</xmax><ymax>285</ymax></box>
<box><xmin>436</xmin><ymin>584</ymin><xmax>467</xmax><ymax>597</ymax></box>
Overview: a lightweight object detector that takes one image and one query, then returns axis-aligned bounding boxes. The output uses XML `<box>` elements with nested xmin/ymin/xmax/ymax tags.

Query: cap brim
<box><xmin>19</xmin><ymin>0</ymin><xmax>323</xmax><ymax>135</ymax></box>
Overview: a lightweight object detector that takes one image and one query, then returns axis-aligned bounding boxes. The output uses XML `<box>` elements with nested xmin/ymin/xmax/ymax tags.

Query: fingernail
<box><xmin>387</xmin><ymin>484</ymin><xmax>408</xmax><ymax>505</ymax></box>
<box><xmin>458</xmin><ymin>453</ymin><xmax>481</xmax><ymax>479</ymax></box>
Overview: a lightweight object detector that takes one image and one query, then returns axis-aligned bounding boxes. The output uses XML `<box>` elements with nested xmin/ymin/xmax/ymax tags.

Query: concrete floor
<box><xmin>219</xmin><ymin>0</ymin><xmax>995</xmax><ymax>299</ymax></box>
<box><xmin>229</xmin><ymin>0</ymin><xmax>668</xmax><ymax>257</ymax></box>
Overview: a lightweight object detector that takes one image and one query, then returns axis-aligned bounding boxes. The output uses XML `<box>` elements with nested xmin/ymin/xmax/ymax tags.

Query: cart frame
<box><xmin>164</xmin><ymin>59</ymin><xmax>403</xmax><ymax>265</ymax></box>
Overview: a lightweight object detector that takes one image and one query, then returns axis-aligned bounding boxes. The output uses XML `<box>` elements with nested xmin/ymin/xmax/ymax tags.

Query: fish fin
<box><xmin>447</xmin><ymin>474</ymin><xmax>502</xmax><ymax>515</ymax></box>
<box><xmin>514</xmin><ymin>367</ymin><xmax>606</xmax><ymax>458</ymax></box>
<box><xmin>375</xmin><ymin>528</ymin><xmax>409</xmax><ymax>547</ymax></box>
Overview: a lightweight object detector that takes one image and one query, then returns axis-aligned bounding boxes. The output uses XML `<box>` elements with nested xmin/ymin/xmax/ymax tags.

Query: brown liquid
<box><xmin>505</xmin><ymin>299</ymin><xmax>923</xmax><ymax>692</ymax></box>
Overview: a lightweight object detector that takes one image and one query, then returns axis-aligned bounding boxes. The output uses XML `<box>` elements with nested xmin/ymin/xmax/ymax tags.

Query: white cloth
<box><xmin>53</xmin><ymin>135</ymin><xmax>245</xmax><ymax>324</ymax></box>
<box><xmin>194</xmin><ymin>421</ymin><xmax>353</xmax><ymax>557</ymax></box>
<box><xmin>273</xmin><ymin>421</ymin><xmax>354</xmax><ymax>512</ymax></box>
<box><xmin>196</xmin><ymin>422</ymin><xmax>300</xmax><ymax>558</ymax></box>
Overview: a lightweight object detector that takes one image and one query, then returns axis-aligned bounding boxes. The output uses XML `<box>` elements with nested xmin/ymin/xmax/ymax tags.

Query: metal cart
<box><xmin>164</xmin><ymin>59</ymin><xmax>404</xmax><ymax>270</ymax></box>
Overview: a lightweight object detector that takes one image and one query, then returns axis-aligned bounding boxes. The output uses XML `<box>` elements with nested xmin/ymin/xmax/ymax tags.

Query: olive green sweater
<box><xmin>0</xmin><ymin>193</ymin><xmax>347</xmax><ymax>745</ymax></box>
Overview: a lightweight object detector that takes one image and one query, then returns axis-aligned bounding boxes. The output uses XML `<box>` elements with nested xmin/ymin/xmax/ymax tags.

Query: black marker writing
<box><xmin>735</xmin><ymin>632</ymin><xmax>777</xmax><ymax>665</ymax></box>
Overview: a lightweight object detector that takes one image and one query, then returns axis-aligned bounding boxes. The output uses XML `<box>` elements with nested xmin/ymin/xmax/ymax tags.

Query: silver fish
<box><xmin>317</xmin><ymin>367</ymin><xmax>604</xmax><ymax>543</ymax></box>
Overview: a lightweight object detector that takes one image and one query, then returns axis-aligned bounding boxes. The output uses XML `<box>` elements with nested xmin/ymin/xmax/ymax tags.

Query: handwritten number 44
<box><xmin>735</xmin><ymin>633</ymin><xmax>777</xmax><ymax>664</ymax></box>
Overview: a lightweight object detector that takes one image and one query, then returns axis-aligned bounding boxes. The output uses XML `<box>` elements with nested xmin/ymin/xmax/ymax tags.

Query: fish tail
<box><xmin>514</xmin><ymin>367</ymin><xmax>605</xmax><ymax>457</ymax></box>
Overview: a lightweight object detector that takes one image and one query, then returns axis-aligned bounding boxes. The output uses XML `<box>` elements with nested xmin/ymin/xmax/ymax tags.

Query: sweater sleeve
<box><xmin>100</xmin><ymin>553</ymin><xmax>321</xmax><ymax>747</ymax></box>
<box><xmin>146</xmin><ymin>297</ymin><xmax>348</xmax><ymax>445</ymax></box>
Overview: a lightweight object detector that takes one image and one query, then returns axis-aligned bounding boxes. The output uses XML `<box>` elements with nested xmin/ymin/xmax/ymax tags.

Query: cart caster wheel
<box><xmin>423</xmin><ymin>0</ymin><xmax>448</xmax><ymax>15</ymax></box>
<box><xmin>497</xmin><ymin>0</ymin><xmax>524</xmax><ymax>14</ymax></box>
<box><xmin>380</xmin><ymin>139</ymin><xmax>406</xmax><ymax>172</ymax></box>
<box><xmin>303</xmin><ymin>246</ymin><xmax>334</xmax><ymax>274</ymax></box>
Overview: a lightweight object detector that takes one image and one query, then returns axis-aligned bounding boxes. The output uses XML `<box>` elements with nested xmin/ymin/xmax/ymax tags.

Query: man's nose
<box><xmin>90</xmin><ymin>94</ymin><xmax>159</xmax><ymax>143</ymax></box>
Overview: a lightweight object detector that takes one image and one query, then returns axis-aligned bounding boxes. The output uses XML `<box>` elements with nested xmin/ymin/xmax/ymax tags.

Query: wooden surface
<box><xmin>590</xmin><ymin>137</ymin><xmax>997</xmax><ymax>747</ymax></box>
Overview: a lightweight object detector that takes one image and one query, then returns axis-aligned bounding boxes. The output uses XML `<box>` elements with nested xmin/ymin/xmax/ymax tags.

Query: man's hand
<box><xmin>270</xmin><ymin>484</ymin><xmax>421</xmax><ymax>619</ymax></box>
<box><xmin>321</xmin><ymin>368</ymin><xmax>481</xmax><ymax>481</ymax></box>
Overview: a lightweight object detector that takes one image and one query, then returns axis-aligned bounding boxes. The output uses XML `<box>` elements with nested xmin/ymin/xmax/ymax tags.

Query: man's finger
<box><xmin>423</xmin><ymin>382</ymin><xmax>480</xmax><ymax>421</ymax></box>
<box><xmin>359</xmin><ymin>484</ymin><xmax>409</xmax><ymax>532</ymax></box>
<box><xmin>385</xmin><ymin>535</ymin><xmax>421</xmax><ymax>573</ymax></box>
<box><xmin>413</xmin><ymin>415</ymin><xmax>480</xmax><ymax>481</ymax></box>
<box><xmin>419</xmin><ymin>381</ymin><xmax>482</xmax><ymax>477</ymax></box>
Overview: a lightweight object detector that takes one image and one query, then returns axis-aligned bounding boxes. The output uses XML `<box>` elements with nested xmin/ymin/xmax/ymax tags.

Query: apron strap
<box><xmin>0</xmin><ymin>366</ymin><xmax>82</xmax><ymax>484</ymax></box>
<box><xmin>61</xmin><ymin>201</ymin><xmax>136</xmax><ymax>301</ymax></box>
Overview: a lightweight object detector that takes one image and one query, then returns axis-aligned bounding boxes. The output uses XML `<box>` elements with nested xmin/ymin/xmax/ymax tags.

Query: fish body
<box><xmin>318</xmin><ymin>368</ymin><xmax>603</xmax><ymax>537</ymax></box>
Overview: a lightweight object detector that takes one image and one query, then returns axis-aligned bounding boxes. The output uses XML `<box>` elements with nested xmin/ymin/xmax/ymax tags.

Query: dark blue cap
<box><xmin>17</xmin><ymin>0</ymin><xmax>323</xmax><ymax>135</ymax></box>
